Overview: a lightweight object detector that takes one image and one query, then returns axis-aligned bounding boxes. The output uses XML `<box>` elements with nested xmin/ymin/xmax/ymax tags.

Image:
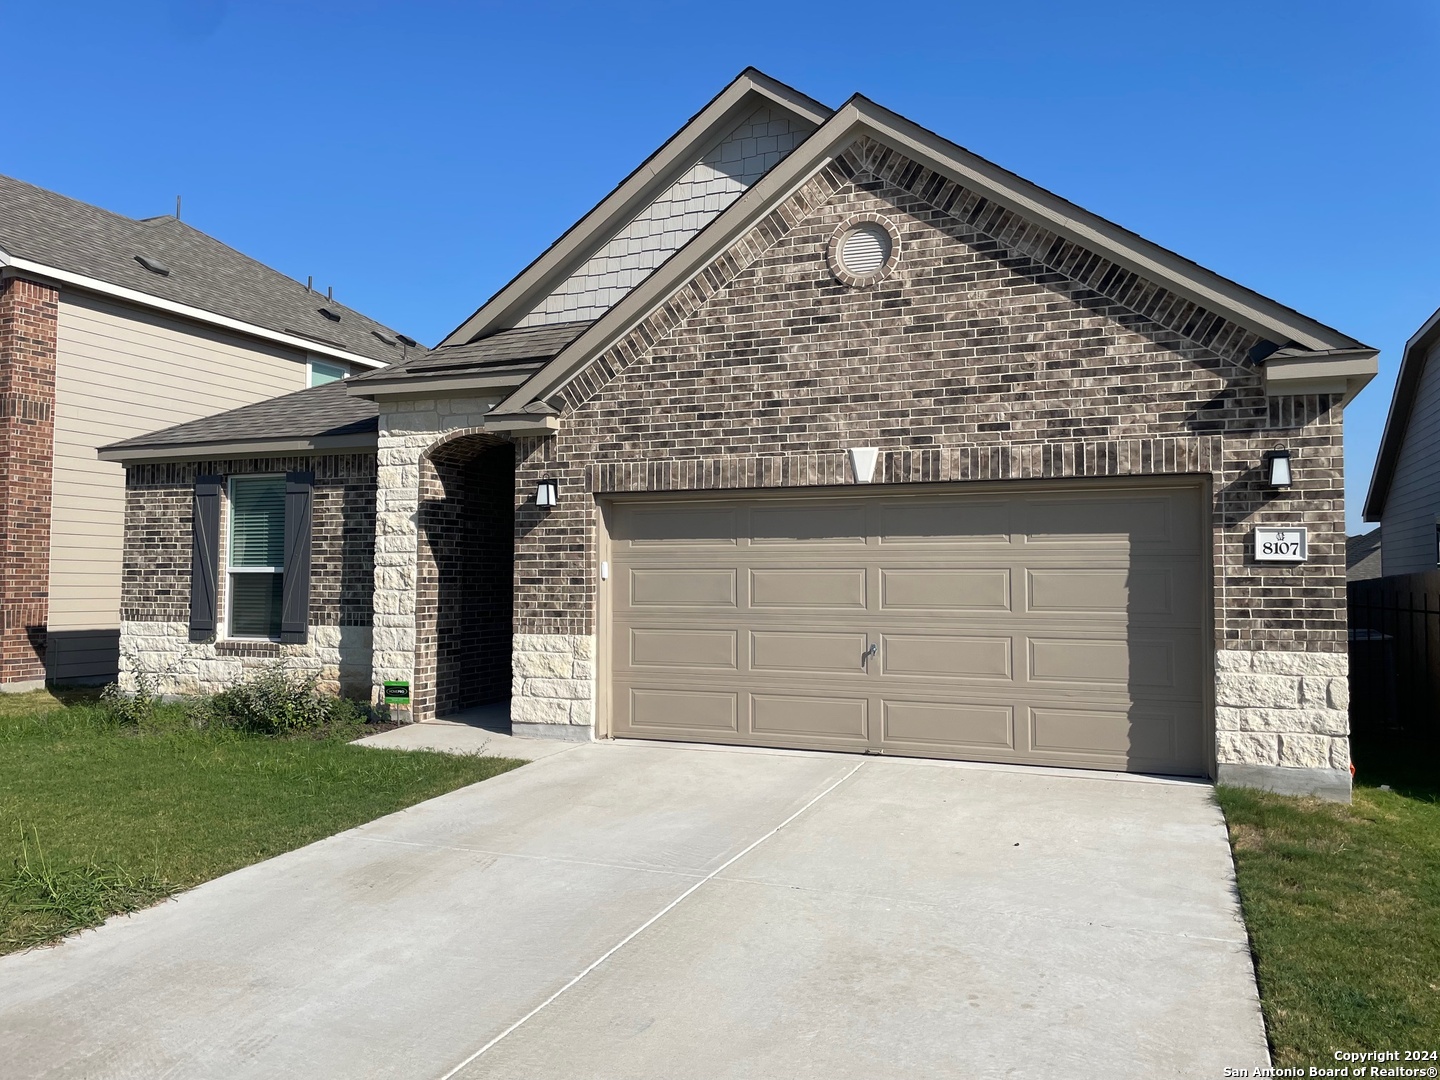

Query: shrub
<box><xmin>190</xmin><ymin>662</ymin><xmax>369</xmax><ymax>736</ymax></box>
<box><xmin>100</xmin><ymin>667</ymin><xmax>164</xmax><ymax>728</ymax></box>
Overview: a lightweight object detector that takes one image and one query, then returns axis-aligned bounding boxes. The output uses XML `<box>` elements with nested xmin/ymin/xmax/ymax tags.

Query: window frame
<box><xmin>225</xmin><ymin>474</ymin><xmax>287</xmax><ymax>641</ymax></box>
<box><xmin>308</xmin><ymin>358</ymin><xmax>347</xmax><ymax>386</ymax></box>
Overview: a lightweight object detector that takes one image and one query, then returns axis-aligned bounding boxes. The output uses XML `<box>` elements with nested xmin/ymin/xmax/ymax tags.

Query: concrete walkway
<box><xmin>0</xmin><ymin>741</ymin><xmax>1268</xmax><ymax>1079</ymax></box>
<box><xmin>354</xmin><ymin>706</ymin><xmax>581</xmax><ymax>761</ymax></box>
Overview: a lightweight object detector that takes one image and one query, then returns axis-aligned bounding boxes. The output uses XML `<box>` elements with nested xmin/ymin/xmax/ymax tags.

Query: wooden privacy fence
<box><xmin>1348</xmin><ymin>570</ymin><xmax>1440</xmax><ymax>745</ymax></box>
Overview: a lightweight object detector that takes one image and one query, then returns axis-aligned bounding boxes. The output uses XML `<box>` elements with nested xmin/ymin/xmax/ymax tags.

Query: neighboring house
<box><xmin>1346</xmin><ymin>528</ymin><xmax>1383</xmax><ymax>581</ymax></box>
<box><xmin>101</xmin><ymin>69</ymin><xmax>1377</xmax><ymax>799</ymax></box>
<box><xmin>1364</xmin><ymin>305</ymin><xmax>1440</xmax><ymax>574</ymax></box>
<box><xmin>0</xmin><ymin>174</ymin><xmax>422</xmax><ymax>688</ymax></box>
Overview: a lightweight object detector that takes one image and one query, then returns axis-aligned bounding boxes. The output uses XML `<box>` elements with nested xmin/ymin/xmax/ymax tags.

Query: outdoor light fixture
<box><xmin>535</xmin><ymin>479</ymin><xmax>558</xmax><ymax>508</ymax></box>
<box><xmin>1265</xmin><ymin>449</ymin><xmax>1293</xmax><ymax>490</ymax></box>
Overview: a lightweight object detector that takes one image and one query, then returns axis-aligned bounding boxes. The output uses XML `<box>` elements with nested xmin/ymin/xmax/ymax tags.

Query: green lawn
<box><xmin>1217</xmin><ymin>744</ymin><xmax>1440</xmax><ymax>1067</ymax></box>
<box><xmin>0</xmin><ymin>690</ymin><xmax>523</xmax><ymax>953</ymax></box>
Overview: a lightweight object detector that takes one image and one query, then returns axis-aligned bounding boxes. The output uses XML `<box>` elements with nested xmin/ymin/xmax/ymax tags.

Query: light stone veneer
<box><xmin>1214</xmin><ymin>649</ymin><xmax>1350</xmax><ymax>772</ymax></box>
<box><xmin>372</xmin><ymin>394</ymin><xmax>502</xmax><ymax>708</ymax></box>
<box><xmin>510</xmin><ymin>633</ymin><xmax>596</xmax><ymax>740</ymax></box>
<box><xmin>118</xmin><ymin>621</ymin><xmax>372</xmax><ymax>698</ymax></box>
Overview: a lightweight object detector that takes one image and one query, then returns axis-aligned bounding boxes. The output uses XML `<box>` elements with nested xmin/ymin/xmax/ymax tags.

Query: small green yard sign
<box><xmin>383</xmin><ymin>681</ymin><xmax>411</xmax><ymax>705</ymax></box>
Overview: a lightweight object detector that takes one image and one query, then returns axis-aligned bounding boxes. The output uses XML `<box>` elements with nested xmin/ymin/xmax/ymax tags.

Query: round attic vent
<box><xmin>840</xmin><ymin>223</ymin><xmax>891</xmax><ymax>275</ymax></box>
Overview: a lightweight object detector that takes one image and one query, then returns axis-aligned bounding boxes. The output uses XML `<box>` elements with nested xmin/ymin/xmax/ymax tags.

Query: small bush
<box><xmin>190</xmin><ymin>662</ymin><xmax>368</xmax><ymax>736</ymax></box>
<box><xmin>100</xmin><ymin>676</ymin><xmax>161</xmax><ymax>728</ymax></box>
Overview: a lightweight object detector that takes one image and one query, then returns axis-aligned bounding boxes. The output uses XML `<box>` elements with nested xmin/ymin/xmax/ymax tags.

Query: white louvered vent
<box><xmin>840</xmin><ymin>223</ymin><xmax>891</xmax><ymax>275</ymax></box>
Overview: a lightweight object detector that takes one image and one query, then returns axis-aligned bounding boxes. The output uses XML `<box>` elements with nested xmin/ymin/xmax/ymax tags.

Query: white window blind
<box><xmin>229</xmin><ymin>476</ymin><xmax>286</xmax><ymax>638</ymax></box>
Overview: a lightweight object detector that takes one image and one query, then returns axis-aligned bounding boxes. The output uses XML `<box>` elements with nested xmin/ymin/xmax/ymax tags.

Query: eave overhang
<box><xmin>1364</xmin><ymin>305</ymin><xmax>1440</xmax><ymax>522</ymax></box>
<box><xmin>97</xmin><ymin>432</ymin><xmax>378</xmax><ymax>464</ymax></box>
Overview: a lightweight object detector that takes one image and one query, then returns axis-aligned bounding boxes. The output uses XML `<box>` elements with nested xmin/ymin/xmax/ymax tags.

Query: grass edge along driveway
<box><xmin>0</xmin><ymin>690</ymin><xmax>523</xmax><ymax>954</ymax></box>
<box><xmin>1216</xmin><ymin>749</ymin><xmax>1439</xmax><ymax>1068</ymax></box>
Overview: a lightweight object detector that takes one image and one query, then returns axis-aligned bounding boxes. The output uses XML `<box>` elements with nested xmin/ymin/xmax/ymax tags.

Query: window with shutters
<box><xmin>227</xmin><ymin>476</ymin><xmax>286</xmax><ymax>639</ymax></box>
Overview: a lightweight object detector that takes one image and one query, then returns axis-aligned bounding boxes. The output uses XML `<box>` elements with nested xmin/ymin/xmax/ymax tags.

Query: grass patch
<box><xmin>1216</xmin><ymin>744</ymin><xmax>1440</xmax><ymax>1066</ymax></box>
<box><xmin>0</xmin><ymin>689</ymin><xmax>523</xmax><ymax>954</ymax></box>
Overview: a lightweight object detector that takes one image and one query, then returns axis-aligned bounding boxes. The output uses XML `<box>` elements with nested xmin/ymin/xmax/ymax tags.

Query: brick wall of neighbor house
<box><xmin>497</xmin><ymin>136</ymin><xmax>1349</xmax><ymax>777</ymax></box>
<box><xmin>0</xmin><ymin>276</ymin><xmax>58</xmax><ymax>687</ymax></box>
<box><xmin>117</xmin><ymin>453</ymin><xmax>376</xmax><ymax>696</ymax></box>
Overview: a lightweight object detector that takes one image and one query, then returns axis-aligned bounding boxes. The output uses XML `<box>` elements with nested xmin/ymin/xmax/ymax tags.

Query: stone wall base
<box><xmin>510</xmin><ymin>633</ymin><xmax>596</xmax><ymax>732</ymax></box>
<box><xmin>120</xmin><ymin>621</ymin><xmax>373</xmax><ymax>698</ymax></box>
<box><xmin>513</xmin><ymin>721</ymin><xmax>595</xmax><ymax>743</ymax></box>
<box><xmin>1216</xmin><ymin>763</ymin><xmax>1352</xmax><ymax>803</ymax></box>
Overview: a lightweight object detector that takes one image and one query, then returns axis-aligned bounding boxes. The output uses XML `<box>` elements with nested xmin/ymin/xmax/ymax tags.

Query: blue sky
<box><xmin>3</xmin><ymin>0</ymin><xmax>1435</xmax><ymax>532</ymax></box>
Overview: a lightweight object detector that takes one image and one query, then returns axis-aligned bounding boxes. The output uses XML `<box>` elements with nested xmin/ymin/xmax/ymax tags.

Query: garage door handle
<box><xmin>862</xmin><ymin>643</ymin><xmax>878</xmax><ymax>666</ymax></box>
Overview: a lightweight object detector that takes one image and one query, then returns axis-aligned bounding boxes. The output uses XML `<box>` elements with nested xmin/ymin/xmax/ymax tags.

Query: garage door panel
<box><xmin>629</xmin><ymin>628</ymin><xmax>738</xmax><ymax>670</ymax></box>
<box><xmin>628</xmin><ymin>689</ymin><xmax>738</xmax><ymax>733</ymax></box>
<box><xmin>882</xmin><ymin>700</ymin><xmax>1015</xmax><ymax>749</ymax></box>
<box><xmin>749</xmin><ymin>568</ymin><xmax>867</xmax><ymax>609</ymax></box>
<box><xmin>609</xmin><ymin>483</ymin><xmax>1207</xmax><ymax>776</ymax></box>
<box><xmin>1028</xmin><ymin>704</ymin><xmax>1180</xmax><ymax>764</ymax></box>
<box><xmin>619</xmin><ymin>505</ymin><xmax>738</xmax><ymax>546</ymax></box>
<box><xmin>750</xmin><ymin>504</ymin><xmax>866</xmax><ymax>544</ymax></box>
<box><xmin>881</xmin><ymin>633</ymin><xmax>1013</xmax><ymax>680</ymax></box>
<box><xmin>879</xmin><ymin>568</ymin><xmax>1011</xmax><ymax>611</ymax></box>
<box><xmin>877</xmin><ymin>499</ymin><xmax>1012</xmax><ymax>545</ymax></box>
<box><xmin>751</xmin><ymin>694</ymin><xmax>869</xmax><ymax>740</ymax></box>
<box><xmin>629</xmin><ymin>568</ymin><xmax>737</xmax><ymax>607</ymax></box>
<box><xmin>751</xmin><ymin>631</ymin><xmax>867</xmax><ymax>674</ymax></box>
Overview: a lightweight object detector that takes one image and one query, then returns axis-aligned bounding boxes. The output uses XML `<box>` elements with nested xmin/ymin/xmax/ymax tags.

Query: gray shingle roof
<box><xmin>99</xmin><ymin>380</ymin><xmax>378</xmax><ymax>456</ymax></box>
<box><xmin>349</xmin><ymin>320</ymin><xmax>589</xmax><ymax>383</ymax></box>
<box><xmin>0</xmin><ymin>173</ymin><xmax>422</xmax><ymax>366</ymax></box>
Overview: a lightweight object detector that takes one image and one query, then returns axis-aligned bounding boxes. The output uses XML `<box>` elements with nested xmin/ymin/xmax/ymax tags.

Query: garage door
<box><xmin>606</xmin><ymin>481</ymin><xmax>1208</xmax><ymax>775</ymax></box>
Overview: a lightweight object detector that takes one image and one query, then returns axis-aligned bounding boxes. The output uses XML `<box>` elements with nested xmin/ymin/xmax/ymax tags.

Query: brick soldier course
<box><xmin>103</xmin><ymin>72</ymin><xmax>1375</xmax><ymax>798</ymax></box>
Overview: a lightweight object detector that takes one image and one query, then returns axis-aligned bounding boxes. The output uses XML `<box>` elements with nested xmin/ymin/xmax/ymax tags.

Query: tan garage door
<box><xmin>606</xmin><ymin>481</ymin><xmax>1208</xmax><ymax>775</ymax></box>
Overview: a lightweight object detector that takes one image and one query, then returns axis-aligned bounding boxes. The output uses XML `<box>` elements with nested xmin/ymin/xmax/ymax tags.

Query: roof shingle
<box><xmin>0</xmin><ymin>173</ymin><xmax>422</xmax><ymax>366</ymax></box>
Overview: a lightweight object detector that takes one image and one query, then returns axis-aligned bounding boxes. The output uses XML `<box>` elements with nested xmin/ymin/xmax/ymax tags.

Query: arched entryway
<box><xmin>415</xmin><ymin>432</ymin><xmax>515</xmax><ymax>721</ymax></box>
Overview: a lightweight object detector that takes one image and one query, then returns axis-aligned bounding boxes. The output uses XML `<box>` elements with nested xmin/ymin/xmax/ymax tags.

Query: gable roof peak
<box><xmin>435</xmin><ymin>68</ymin><xmax>831</xmax><ymax>349</ymax></box>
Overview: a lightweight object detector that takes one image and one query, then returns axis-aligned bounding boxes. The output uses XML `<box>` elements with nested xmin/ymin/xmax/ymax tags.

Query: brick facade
<box><xmin>416</xmin><ymin>435</ymin><xmax>514</xmax><ymax>719</ymax></box>
<box><xmin>119</xmin><ymin>453</ymin><xmax>375</xmax><ymax>695</ymax></box>
<box><xmin>0</xmin><ymin>276</ymin><xmax>58</xmax><ymax>686</ymax></box>
<box><xmin>498</xmin><ymin>136</ymin><xmax>1349</xmax><ymax>779</ymax></box>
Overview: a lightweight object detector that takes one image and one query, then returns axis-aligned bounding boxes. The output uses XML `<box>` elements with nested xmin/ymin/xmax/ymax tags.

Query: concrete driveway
<box><xmin>0</xmin><ymin>741</ymin><xmax>1268</xmax><ymax>1078</ymax></box>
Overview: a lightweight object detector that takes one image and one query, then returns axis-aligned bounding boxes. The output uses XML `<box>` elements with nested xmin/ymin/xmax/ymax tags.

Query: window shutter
<box><xmin>189</xmin><ymin>476</ymin><xmax>222</xmax><ymax>641</ymax></box>
<box><xmin>280</xmin><ymin>471</ymin><xmax>314</xmax><ymax>644</ymax></box>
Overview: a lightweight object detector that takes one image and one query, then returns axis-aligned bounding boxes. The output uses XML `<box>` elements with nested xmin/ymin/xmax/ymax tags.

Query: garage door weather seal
<box><xmin>434</xmin><ymin>760</ymin><xmax>866</xmax><ymax>1079</ymax></box>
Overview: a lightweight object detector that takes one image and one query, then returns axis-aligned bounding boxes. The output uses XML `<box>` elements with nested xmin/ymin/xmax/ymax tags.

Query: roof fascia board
<box><xmin>346</xmin><ymin>370</ymin><xmax>535</xmax><ymax>398</ymax></box>
<box><xmin>0</xmin><ymin>251</ymin><xmax>388</xmax><ymax>370</ymax></box>
<box><xmin>97</xmin><ymin>432</ymin><xmax>378</xmax><ymax>463</ymax></box>
<box><xmin>494</xmin><ymin>96</ymin><xmax>1370</xmax><ymax>416</ymax></box>
<box><xmin>1363</xmin><ymin>305</ymin><xmax>1440</xmax><ymax>521</ymax></box>
<box><xmin>436</xmin><ymin>71</ymin><xmax>831</xmax><ymax>349</ymax></box>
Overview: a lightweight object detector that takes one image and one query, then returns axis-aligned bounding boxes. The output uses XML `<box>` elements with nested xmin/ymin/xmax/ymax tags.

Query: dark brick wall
<box><xmin>512</xmin><ymin>136</ymin><xmax>1347</xmax><ymax>653</ymax></box>
<box><xmin>0</xmin><ymin>277</ymin><xmax>57</xmax><ymax>683</ymax></box>
<box><xmin>416</xmin><ymin>437</ymin><xmax>514</xmax><ymax>720</ymax></box>
<box><xmin>121</xmin><ymin>454</ymin><xmax>376</xmax><ymax>628</ymax></box>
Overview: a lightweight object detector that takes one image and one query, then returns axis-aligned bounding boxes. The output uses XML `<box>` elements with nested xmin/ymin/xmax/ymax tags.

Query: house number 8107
<box><xmin>1254</xmin><ymin>526</ymin><xmax>1308</xmax><ymax>563</ymax></box>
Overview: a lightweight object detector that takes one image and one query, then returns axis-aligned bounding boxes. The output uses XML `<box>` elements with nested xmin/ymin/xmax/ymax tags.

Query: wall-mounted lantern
<box><xmin>535</xmin><ymin>479</ymin><xmax>558</xmax><ymax>508</ymax></box>
<box><xmin>1265</xmin><ymin>448</ymin><xmax>1293</xmax><ymax>490</ymax></box>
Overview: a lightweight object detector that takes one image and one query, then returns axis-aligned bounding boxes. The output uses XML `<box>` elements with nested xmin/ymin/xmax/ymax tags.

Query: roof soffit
<box><xmin>492</xmin><ymin>95</ymin><xmax>1375</xmax><ymax>418</ymax></box>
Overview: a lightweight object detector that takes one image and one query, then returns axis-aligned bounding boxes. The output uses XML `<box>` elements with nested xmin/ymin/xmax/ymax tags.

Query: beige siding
<box><xmin>49</xmin><ymin>290</ymin><xmax>310</xmax><ymax>681</ymax></box>
<box><xmin>1382</xmin><ymin>337</ymin><xmax>1440</xmax><ymax>576</ymax></box>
